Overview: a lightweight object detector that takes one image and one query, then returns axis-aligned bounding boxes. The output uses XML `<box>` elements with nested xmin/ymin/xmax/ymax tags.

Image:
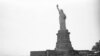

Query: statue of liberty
<box><xmin>56</xmin><ymin>4</ymin><xmax>66</xmax><ymax>30</ymax></box>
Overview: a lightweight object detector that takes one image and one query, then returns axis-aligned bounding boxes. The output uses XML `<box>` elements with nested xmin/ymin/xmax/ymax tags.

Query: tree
<box><xmin>92</xmin><ymin>40</ymin><xmax>100</xmax><ymax>52</ymax></box>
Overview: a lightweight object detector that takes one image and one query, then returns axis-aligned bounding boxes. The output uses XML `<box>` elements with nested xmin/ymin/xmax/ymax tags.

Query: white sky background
<box><xmin>0</xmin><ymin>0</ymin><xmax>100</xmax><ymax>56</ymax></box>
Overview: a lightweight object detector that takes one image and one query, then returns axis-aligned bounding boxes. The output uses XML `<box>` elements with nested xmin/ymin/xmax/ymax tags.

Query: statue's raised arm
<box><xmin>56</xmin><ymin>4</ymin><xmax>66</xmax><ymax>19</ymax></box>
<box><xmin>56</xmin><ymin>4</ymin><xmax>60</xmax><ymax>12</ymax></box>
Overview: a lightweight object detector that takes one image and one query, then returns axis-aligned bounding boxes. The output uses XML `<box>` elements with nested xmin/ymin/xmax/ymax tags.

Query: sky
<box><xmin>0</xmin><ymin>0</ymin><xmax>100</xmax><ymax>56</ymax></box>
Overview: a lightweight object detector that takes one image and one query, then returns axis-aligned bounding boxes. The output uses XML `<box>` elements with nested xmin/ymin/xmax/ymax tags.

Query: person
<box><xmin>56</xmin><ymin>4</ymin><xmax>66</xmax><ymax>30</ymax></box>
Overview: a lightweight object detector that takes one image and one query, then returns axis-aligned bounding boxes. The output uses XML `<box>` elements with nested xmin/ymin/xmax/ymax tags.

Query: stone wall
<box><xmin>30</xmin><ymin>51</ymin><xmax>46</xmax><ymax>56</ymax></box>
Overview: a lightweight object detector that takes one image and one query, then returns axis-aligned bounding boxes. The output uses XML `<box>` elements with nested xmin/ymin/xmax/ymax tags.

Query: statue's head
<box><xmin>60</xmin><ymin>9</ymin><xmax>64</xmax><ymax>13</ymax></box>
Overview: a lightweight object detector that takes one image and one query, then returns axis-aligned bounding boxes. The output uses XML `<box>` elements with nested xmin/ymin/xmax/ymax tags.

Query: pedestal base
<box><xmin>55</xmin><ymin>30</ymin><xmax>73</xmax><ymax>51</ymax></box>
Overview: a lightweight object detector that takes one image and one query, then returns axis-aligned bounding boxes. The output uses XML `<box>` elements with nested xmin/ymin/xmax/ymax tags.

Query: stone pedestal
<box><xmin>55</xmin><ymin>30</ymin><xmax>73</xmax><ymax>52</ymax></box>
<box><xmin>30</xmin><ymin>29</ymin><xmax>74</xmax><ymax>56</ymax></box>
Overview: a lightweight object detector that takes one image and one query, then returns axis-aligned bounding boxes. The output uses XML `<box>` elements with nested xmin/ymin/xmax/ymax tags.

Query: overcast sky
<box><xmin>0</xmin><ymin>0</ymin><xmax>100</xmax><ymax>56</ymax></box>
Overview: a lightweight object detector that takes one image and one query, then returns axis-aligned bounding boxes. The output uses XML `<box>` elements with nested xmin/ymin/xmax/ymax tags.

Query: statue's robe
<box><xmin>59</xmin><ymin>10</ymin><xmax>66</xmax><ymax>30</ymax></box>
